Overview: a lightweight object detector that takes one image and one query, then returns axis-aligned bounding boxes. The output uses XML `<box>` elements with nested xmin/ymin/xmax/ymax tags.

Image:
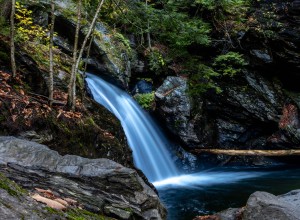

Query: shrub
<box><xmin>213</xmin><ymin>52</ymin><xmax>247</xmax><ymax>77</ymax></box>
<box><xmin>134</xmin><ymin>92</ymin><xmax>155</xmax><ymax>110</ymax></box>
<box><xmin>145</xmin><ymin>48</ymin><xmax>166</xmax><ymax>74</ymax></box>
<box><xmin>189</xmin><ymin>64</ymin><xmax>222</xmax><ymax>96</ymax></box>
<box><xmin>15</xmin><ymin>2</ymin><xmax>48</xmax><ymax>43</ymax></box>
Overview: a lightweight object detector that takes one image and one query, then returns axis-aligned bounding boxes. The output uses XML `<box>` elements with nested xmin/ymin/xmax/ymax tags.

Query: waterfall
<box><xmin>86</xmin><ymin>73</ymin><xmax>178</xmax><ymax>182</ymax></box>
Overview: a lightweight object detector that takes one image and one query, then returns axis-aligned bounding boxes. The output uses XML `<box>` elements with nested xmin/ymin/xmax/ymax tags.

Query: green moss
<box><xmin>45</xmin><ymin>207</ymin><xmax>112</xmax><ymax>220</ymax></box>
<box><xmin>76</xmin><ymin>73</ymin><xmax>84</xmax><ymax>90</ymax></box>
<box><xmin>0</xmin><ymin>173</ymin><xmax>27</xmax><ymax>197</ymax></box>
<box><xmin>124</xmin><ymin>207</ymin><xmax>133</xmax><ymax>214</ymax></box>
<box><xmin>86</xmin><ymin>117</ymin><xmax>96</xmax><ymax>126</ymax></box>
<box><xmin>133</xmin><ymin>92</ymin><xmax>155</xmax><ymax>110</ymax></box>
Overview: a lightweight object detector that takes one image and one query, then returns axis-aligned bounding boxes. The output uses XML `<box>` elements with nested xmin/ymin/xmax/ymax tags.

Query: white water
<box><xmin>86</xmin><ymin>73</ymin><xmax>178</xmax><ymax>182</ymax></box>
<box><xmin>153</xmin><ymin>171</ymin><xmax>264</xmax><ymax>188</ymax></box>
<box><xmin>86</xmin><ymin>73</ymin><xmax>266</xmax><ymax>186</ymax></box>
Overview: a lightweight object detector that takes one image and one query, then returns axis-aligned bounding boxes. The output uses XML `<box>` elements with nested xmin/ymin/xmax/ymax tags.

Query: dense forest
<box><xmin>0</xmin><ymin>0</ymin><xmax>300</xmax><ymax>219</ymax></box>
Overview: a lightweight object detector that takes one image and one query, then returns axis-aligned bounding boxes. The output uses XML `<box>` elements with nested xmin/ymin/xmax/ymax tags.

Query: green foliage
<box><xmin>134</xmin><ymin>92</ymin><xmax>155</xmax><ymax>110</ymax></box>
<box><xmin>213</xmin><ymin>52</ymin><xmax>247</xmax><ymax>77</ymax></box>
<box><xmin>101</xmin><ymin>0</ymin><xmax>211</xmax><ymax>60</ymax></box>
<box><xmin>189</xmin><ymin>64</ymin><xmax>221</xmax><ymax>96</ymax></box>
<box><xmin>146</xmin><ymin>48</ymin><xmax>166</xmax><ymax>74</ymax></box>
<box><xmin>114</xmin><ymin>33</ymin><xmax>131</xmax><ymax>53</ymax></box>
<box><xmin>195</xmin><ymin>0</ymin><xmax>249</xmax><ymax>12</ymax></box>
<box><xmin>152</xmin><ymin>7</ymin><xmax>211</xmax><ymax>50</ymax></box>
<box><xmin>15</xmin><ymin>2</ymin><xmax>48</xmax><ymax>43</ymax></box>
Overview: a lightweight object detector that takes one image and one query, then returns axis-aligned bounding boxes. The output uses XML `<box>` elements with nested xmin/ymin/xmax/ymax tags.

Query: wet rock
<box><xmin>104</xmin><ymin>206</ymin><xmax>131</xmax><ymax>219</ymax></box>
<box><xmin>0</xmin><ymin>136</ymin><xmax>166</xmax><ymax>219</ymax></box>
<box><xmin>133</xmin><ymin>60</ymin><xmax>146</xmax><ymax>74</ymax></box>
<box><xmin>250</xmin><ymin>49</ymin><xmax>273</xmax><ymax>64</ymax></box>
<box><xmin>132</xmin><ymin>80</ymin><xmax>153</xmax><ymax>95</ymax></box>
<box><xmin>242</xmin><ymin>191</ymin><xmax>300</xmax><ymax>220</ymax></box>
<box><xmin>206</xmin><ymin>70</ymin><xmax>286</xmax><ymax>150</ymax></box>
<box><xmin>201</xmin><ymin>190</ymin><xmax>300</xmax><ymax>220</ymax></box>
<box><xmin>155</xmin><ymin>70</ymin><xmax>287</xmax><ymax>154</ymax></box>
<box><xmin>53</xmin><ymin>35</ymin><xmax>73</xmax><ymax>54</ymax></box>
<box><xmin>155</xmin><ymin>76</ymin><xmax>201</xmax><ymax>147</ymax></box>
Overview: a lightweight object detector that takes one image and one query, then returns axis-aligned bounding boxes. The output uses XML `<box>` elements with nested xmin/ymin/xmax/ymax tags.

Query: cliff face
<box><xmin>154</xmin><ymin>0</ymin><xmax>300</xmax><ymax>165</ymax></box>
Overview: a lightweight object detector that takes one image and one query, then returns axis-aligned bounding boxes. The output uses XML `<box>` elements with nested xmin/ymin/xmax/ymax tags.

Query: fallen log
<box><xmin>193</xmin><ymin>149</ymin><xmax>300</xmax><ymax>156</ymax></box>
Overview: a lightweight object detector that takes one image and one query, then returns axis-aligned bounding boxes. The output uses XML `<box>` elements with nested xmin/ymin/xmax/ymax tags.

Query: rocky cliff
<box><xmin>154</xmin><ymin>0</ymin><xmax>300</xmax><ymax>165</ymax></box>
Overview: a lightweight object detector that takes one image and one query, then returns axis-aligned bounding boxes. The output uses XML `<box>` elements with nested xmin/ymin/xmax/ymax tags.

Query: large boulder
<box><xmin>242</xmin><ymin>191</ymin><xmax>300</xmax><ymax>220</ymax></box>
<box><xmin>155</xmin><ymin>76</ymin><xmax>201</xmax><ymax>147</ymax></box>
<box><xmin>0</xmin><ymin>136</ymin><xmax>166</xmax><ymax>220</ymax></box>
<box><xmin>197</xmin><ymin>190</ymin><xmax>300</xmax><ymax>220</ymax></box>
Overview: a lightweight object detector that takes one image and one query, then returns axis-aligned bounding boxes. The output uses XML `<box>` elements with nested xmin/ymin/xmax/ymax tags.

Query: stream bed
<box><xmin>156</xmin><ymin>166</ymin><xmax>300</xmax><ymax>220</ymax></box>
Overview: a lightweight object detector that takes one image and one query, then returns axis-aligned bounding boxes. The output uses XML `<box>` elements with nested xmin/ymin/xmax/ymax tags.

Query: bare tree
<box><xmin>67</xmin><ymin>0</ymin><xmax>105</xmax><ymax>110</ymax></box>
<box><xmin>10</xmin><ymin>0</ymin><xmax>16</xmax><ymax>78</ymax></box>
<box><xmin>49</xmin><ymin>0</ymin><xmax>55</xmax><ymax>106</ymax></box>
<box><xmin>67</xmin><ymin>0</ymin><xmax>82</xmax><ymax>110</ymax></box>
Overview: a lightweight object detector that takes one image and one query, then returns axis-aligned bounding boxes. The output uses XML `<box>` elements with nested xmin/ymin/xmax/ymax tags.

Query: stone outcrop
<box><xmin>0</xmin><ymin>136</ymin><xmax>166</xmax><ymax>220</ymax></box>
<box><xmin>154</xmin><ymin>0</ymin><xmax>300</xmax><ymax>165</ymax></box>
<box><xmin>155</xmin><ymin>76</ymin><xmax>201</xmax><ymax>147</ymax></box>
<box><xmin>195</xmin><ymin>190</ymin><xmax>300</xmax><ymax>220</ymax></box>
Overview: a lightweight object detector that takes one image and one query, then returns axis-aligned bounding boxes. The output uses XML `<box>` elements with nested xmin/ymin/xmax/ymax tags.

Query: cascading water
<box><xmin>86</xmin><ymin>73</ymin><xmax>178</xmax><ymax>182</ymax></box>
<box><xmin>85</xmin><ymin>73</ymin><xmax>300</xmax><ymax>219</ymax></box>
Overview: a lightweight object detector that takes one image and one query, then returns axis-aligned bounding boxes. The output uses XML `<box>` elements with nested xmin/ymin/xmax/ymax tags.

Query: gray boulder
<box><xmin>155</xmin><ymin>76</ymin><xmax>201</xmax><ymax>147</ymax></box>
<box><xmin>243</xmin><ymin>191</ymin><xmax>300</xmax><ymax>220</ymax></box>
<box><xmin>0</xmin><ymin>136</ymin><xmax>166</xmax><ymax>220</ymax></box>
<box><xmin>205</xmin><ymin>190</ymin><xmax>300</xmax><ymax>220</ymax></box>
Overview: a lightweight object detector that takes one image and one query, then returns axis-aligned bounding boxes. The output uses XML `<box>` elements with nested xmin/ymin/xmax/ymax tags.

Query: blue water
<box><xmin>157</xmin><ymin>166</ymin><xmax>300</xmax><ymax>219</ymax></box>
<box><xmin>86</xmin><ymin>73</ymin><xmax>178</xmax><ymax>182</ymax></box>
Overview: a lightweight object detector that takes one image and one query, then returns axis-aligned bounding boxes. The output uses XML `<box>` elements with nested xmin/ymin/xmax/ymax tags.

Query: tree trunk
<box><xmin>49</xmin><ymin>0</ymin><xmax>55</xmax><ymax>107</ymax></box>
<box><xmin>68</xmin><ymin>0</ymin><xmax>105</xmax><ymax>110</ymax></box>
<box><xmin>10</xmin><ymin>0</ymin><xmax>16</xmax><ymax>78</ymax></box>
<box><xmin>81</xmin><ymin>34</ymin><xmax>94</xmax><ymax>102</ymax></box>
<box><xmin>67</xmin><ymin>0</ymin><xmax>82</xmax><ymax>110</ymax></box>
<box><xmin>82</xmin><ymin>34</ymin><xmax>94</xmax><ymax>80</ymax></box>
<box><xmin>193</xmin><ymin>149</ymin><xmax>300</xmax><ymax>157</ymax></box>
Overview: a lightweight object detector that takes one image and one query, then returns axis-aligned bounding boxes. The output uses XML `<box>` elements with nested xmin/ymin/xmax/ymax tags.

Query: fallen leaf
<box><xmin>32</xmin><ymin>194</ymin><xmax>66</xmax><ymax>210</ymax></box>
<box><xmin>34</xmin><ymin>188</ymin><xmax>57</xmax><ymax>199</ymax></box>
<box><xmin>54</xmin><ymin>198</ymin><xmax>69</xmax><ymax>207</ymax></box>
